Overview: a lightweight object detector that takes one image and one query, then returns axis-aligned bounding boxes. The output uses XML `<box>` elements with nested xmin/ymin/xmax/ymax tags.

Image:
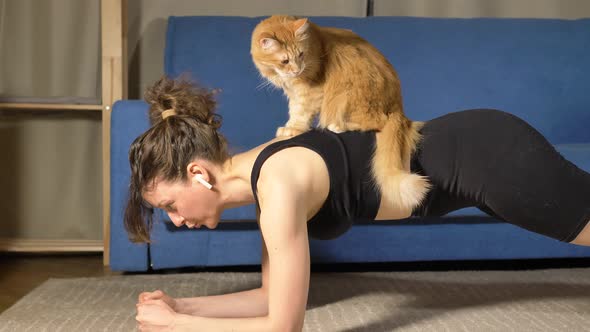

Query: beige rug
<box><xmin>1</xmin><ymin>268</ymin><xmax>589</xmax><ymax>331</ymax></box>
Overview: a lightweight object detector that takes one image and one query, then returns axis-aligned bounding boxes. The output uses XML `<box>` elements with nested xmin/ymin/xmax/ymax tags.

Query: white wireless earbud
<box><xmin>193</xmin><ymin>174</ymin><xmax>213</xmax><ymax>190</ymax></box>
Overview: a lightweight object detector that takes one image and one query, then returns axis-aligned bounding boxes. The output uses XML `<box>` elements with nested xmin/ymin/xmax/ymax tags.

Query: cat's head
<box><xmin>251</xmin><ymin>15</ymin><xmax>315</xmax><ymax>80</ymax></box>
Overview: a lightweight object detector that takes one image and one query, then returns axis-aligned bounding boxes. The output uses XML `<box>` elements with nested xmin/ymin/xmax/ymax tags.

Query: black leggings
<box><xmin>411</xmin><ymin>109</ymin><xmax>590</xmax><ymax>242</ymax></box>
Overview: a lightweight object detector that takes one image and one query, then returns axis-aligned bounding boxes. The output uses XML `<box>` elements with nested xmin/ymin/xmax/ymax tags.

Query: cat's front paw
<box><xmin>276</xmin><ymin>126</ymin><xmax>305</xmax><ymax>138</ymax></box>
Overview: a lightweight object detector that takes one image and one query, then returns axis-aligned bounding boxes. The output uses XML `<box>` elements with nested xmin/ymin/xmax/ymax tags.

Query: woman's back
<box><xmin>250</xmin><ymin>129</ymin><xmax>383</xmax><ymax>239</ymax></box>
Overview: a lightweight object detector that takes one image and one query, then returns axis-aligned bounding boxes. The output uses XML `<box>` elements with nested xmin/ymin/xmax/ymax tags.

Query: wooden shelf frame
<box><xmin>101</xmin><ymin>0</ymin><xmax>128</xmax><ymax>265</ymax></box>
<box><xmin>0</xmin><ymin>103</ymin><xmax>104</xmax><ymax>111</ymax></box>
<box><xmin>0</xmin><ymin>239</ymin><xmax>103</xmax><ymax>252</ymax></box>
<box><xmin>0</xmin><ymin>0</ymin><xmax>127</xmax><ymax>258</ymax></box>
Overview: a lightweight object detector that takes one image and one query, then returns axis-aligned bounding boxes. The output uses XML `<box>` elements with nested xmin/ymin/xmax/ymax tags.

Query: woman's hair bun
<box><xmin>144</xmin><ymin>75</ymin><xmax>221</xmax><ymax>128</ymax></box>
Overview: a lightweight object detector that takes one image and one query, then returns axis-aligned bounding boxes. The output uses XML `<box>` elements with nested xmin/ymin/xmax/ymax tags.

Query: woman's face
<box><xmin>143</xmin><ymin>176</ymin><xmax>221</xmax><ymax>230</ymax></box>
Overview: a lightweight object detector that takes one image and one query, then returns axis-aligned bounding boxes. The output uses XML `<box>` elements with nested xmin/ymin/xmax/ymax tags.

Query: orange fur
<box><xmin>251</xmin><ymin>15</ymin><xmax>430</xmax><ymax>211</ymax></box>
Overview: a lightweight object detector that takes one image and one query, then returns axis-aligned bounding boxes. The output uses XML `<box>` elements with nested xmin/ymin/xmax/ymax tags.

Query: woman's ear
<box><xmin>193</xmin><ymin>174</ymin><xmax>213</xmax><ymax>190</ymax></box>
<box><xmin>187</xmin><ymin>162</ymin><xmax>213</xmax><ymax>189</ymax></box>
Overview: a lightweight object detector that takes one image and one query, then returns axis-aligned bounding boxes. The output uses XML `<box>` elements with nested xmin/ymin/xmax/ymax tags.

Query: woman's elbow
<box><xmin>269</xmin><ymin>321</ymin><xmax>303</xmax><ymax>332</ymax></box>
<box><xmin>268</xmin><ymin>314</ymin><xmax>304</xmax><ymax>332</ymax></box>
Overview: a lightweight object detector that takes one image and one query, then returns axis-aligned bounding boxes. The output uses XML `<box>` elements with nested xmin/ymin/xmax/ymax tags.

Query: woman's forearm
<box><xmin>174</xmin><ymin>315</ymin><xmax>277</xmax><ymax>332</ymax></box>
<box><xmin>175</xmin><ymin>287</ymin><xmax>268</xmax><ymax>318</ymax></box>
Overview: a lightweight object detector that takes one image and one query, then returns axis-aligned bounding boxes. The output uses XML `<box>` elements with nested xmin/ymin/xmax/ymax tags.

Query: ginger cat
<box><xmin>250</xmin><ymin>15</ymin><xmax>429</xmax><ymax>212</ymax></box>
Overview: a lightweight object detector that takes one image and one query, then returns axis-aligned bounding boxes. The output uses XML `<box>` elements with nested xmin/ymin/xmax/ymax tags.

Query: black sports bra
<box><xmin>250</xmin><ymin>129</ymin><xmax>381</xmax><ymax>240</ymax></box>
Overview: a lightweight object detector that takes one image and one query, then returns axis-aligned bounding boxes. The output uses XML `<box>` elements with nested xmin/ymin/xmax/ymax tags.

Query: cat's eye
<box><xmin>282</xmin><ymin>59</ymin><xmax>289</xmax><ymax>65</ymax></box>
<box><xmin>299</xmin><ymin>52</ymin><xmax>304</xmax><ymax>58</ymax></box>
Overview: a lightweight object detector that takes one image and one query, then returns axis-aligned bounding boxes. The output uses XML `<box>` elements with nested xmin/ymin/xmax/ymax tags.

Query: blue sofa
<box><xmin>110</xmin><ymin>16</ymin><xmax>590</xmax><ymax>271</ymax></box>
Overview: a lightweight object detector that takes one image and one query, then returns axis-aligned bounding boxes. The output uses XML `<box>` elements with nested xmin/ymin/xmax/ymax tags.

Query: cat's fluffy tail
<box><xmin>371</xmin><ymin>117</ymin><xmax>430</xmax><ymax>213</ymax></box>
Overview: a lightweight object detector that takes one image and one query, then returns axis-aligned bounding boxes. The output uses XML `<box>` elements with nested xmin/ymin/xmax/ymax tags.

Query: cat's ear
<box><xmin>293</xmin><ymin>18</ymin><xmax>309</xmax><ymax>36</ymax></box>
<box><xmin>260</xmin><ymin>37</ymin><xmax>279</xmax><ymax>51</ymax></box>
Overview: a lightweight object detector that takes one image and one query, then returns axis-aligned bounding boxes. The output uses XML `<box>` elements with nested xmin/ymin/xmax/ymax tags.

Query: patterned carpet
<box><xmin>1</xmin><ymin>268</ymin><xmax>589</xmax><ymax>331</ymax></box>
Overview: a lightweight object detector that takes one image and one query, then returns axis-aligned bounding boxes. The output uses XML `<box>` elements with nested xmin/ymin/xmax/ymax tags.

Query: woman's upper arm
<box><xmin>256</xmin><ymin>207</ymin><xmax>268</xmax><ymax>288</ymax></box>
<box><xmin>257</xmin><ymin>163</ymin><xmax>311</xmax><ymax>331</ymax></box>
<box><xmin>260</xmin><ymin>221</ymin><xmax>269</xmax><ymax>292</ymax></box>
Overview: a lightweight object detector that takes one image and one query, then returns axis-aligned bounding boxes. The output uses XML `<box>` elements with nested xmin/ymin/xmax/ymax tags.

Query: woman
<box><xmin>130</xmin><ymin>77</ymin><xmax>590</xmax><ymax>331</ymax></box>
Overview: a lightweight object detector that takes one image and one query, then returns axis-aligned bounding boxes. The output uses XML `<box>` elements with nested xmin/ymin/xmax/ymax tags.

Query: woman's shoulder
<box><xmin>257</xmin><ymin>143</ymin><xmax>327</xmax><ymax>190</ymax></box>
<box><xmin>250</xmin><ymin>130</ymin><xmax>333</xmax><ymax>182</ymax></box>
<box><xmin>251</xmin><ymin>129</ymin><xmax>373</xmax><ymax>193</ymax></box>
<box><xmin>257</xmin><ymin>146</ymin><xmax>331</xmax><ymax>220</ymax></box>
<box><xmin>253</xmin><ymin>134</ymin><xmax>331</xmax><ymax>213</ymax></box>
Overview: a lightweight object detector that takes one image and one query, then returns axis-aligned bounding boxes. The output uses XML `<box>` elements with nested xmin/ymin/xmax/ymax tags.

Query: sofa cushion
<box><xmin>110</xmin><ymin>100</ymin><xmax>151</xmax><ymax>271</ymax></box>
<box><xmin>149</xmin><ymin>218</ymin><xmax>590</xmax><ymax>269</ymax></box>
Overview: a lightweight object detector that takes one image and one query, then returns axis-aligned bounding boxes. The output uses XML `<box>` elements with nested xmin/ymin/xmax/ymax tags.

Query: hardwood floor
<box><xmin>0</xmin><ymin>253</ymin><xmax>121</xmax><ymax>313</ymax></box>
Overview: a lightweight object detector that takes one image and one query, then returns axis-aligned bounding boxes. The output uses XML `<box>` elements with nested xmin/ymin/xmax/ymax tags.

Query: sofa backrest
<box><xmin>165</xmin><ymin>16</ymin><xmax>590</xmax><ymax>146</ymax></box>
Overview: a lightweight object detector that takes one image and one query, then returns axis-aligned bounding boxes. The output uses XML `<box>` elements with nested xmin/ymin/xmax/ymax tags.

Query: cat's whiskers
<box><xmin>256</xmin><ymin>79</ymin><xmax>275</xmax><ymax>91</ymax></box>
<box><xmin>255</xmin><ymin>80</ymin><xmax>271</xmax><ymax>90</ymax></box>
<box><xmin>256</xmin><ymin>74</ymin><xmax>283</xmax><ymax>91</ymax></box>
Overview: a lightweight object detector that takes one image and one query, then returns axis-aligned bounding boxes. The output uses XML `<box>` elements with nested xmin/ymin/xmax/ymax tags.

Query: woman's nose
<box><xmin>169</xmin><ymin>213</ymin><xmax>185</xmax><ymax>227</ymax></box>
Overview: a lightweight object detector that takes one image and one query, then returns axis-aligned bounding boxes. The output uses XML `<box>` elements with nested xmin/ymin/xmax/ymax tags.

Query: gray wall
<box><xmin>0</xmin><ymin>0</ymin><xmax>100</xmax><ymax>101</ymax></box>
<box><xmin>373</xmin><ymin>0</ymin><xmax>590</xmax><ymax>18</ymax></box>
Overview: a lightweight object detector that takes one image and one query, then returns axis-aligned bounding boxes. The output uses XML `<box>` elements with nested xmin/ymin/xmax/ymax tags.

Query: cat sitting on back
<box><xmin>250</xmin><ymin>15</ymin><xmax>430</xmax><ymax>213</ymax></box>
